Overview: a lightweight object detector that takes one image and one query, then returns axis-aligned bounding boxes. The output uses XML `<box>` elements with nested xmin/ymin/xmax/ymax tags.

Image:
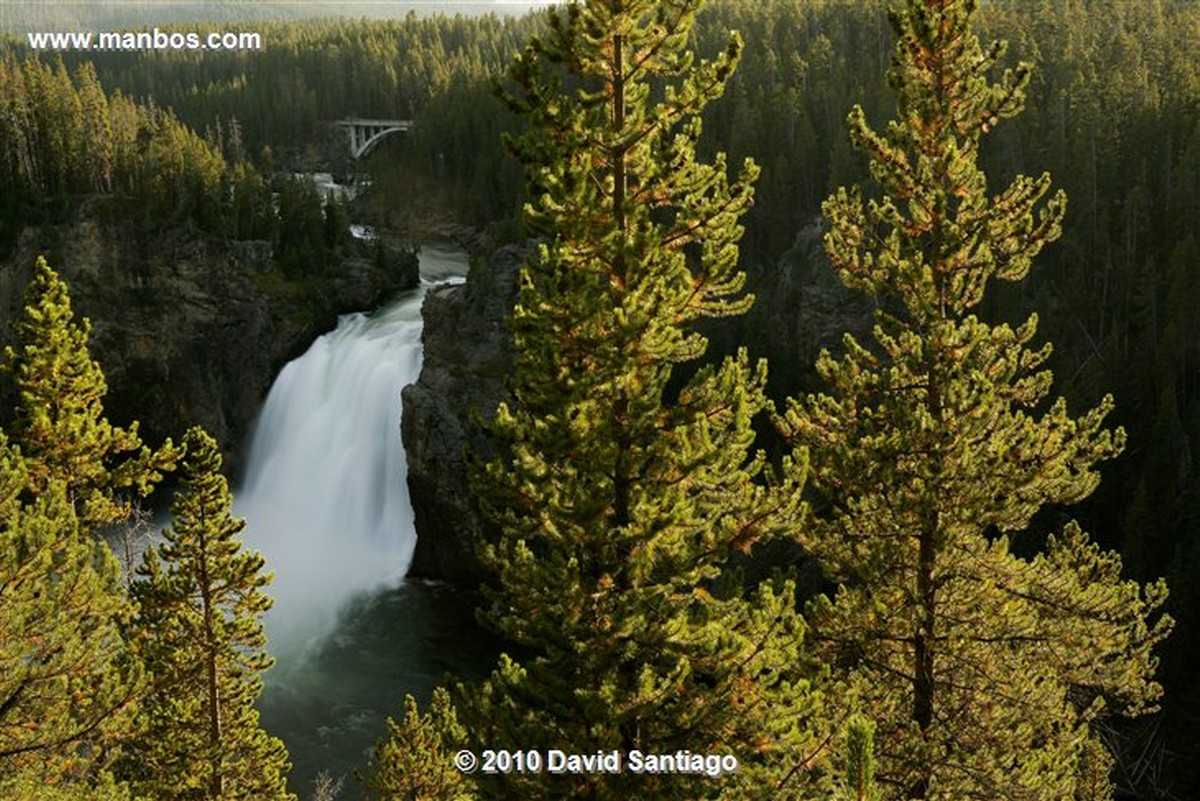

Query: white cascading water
<box><xmin>235</xmin><ymin>248</ymin><xmax>465</xmax><ymax>658</ymax></box>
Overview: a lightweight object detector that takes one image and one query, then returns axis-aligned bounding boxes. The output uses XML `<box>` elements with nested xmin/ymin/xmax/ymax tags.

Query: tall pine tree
<box><xmin>0</xmin><ymin>432</ymin><xmax>141</xmax><ymax>789</ymax></box>
<box><xmin>121</xmin><ymin>427</ymin><xmax>293</xmax><ymax>800</ymax></box>
<box><xmin>0</xmin><ymin>261</ymin><xmax>153</xmax><ymax>793</ymax></box>
<box><xmin>458</xmin><ymin>0</ymin><xmax>827</xmax><ymax>797</ymax></box>
<box><xmin>2</xmin><ymin>257</ymin><xmax>178</xmax><ymax>530</ymax></box>
<box><xmin>774</xmin><ymin>1</ymin><xmax>1172</xmax><ymax>798</ymax></box>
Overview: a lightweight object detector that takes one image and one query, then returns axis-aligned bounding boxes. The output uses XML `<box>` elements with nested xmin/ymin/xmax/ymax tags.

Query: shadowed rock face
<box><xmin>402</xmin><ymin>244</ymin><xmax>520</xmax><ymax>582</ymax></box>
<box><xmin>0</xmin><ymin>215</ymin><xmax>418</xmax><ymax>475</ymax></box>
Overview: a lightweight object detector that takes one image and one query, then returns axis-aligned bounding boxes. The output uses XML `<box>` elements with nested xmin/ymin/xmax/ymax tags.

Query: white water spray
<box><xmin>236</xmin><ymin>248</ymin><xmax>466</xmax><ymax>657</ymax></box>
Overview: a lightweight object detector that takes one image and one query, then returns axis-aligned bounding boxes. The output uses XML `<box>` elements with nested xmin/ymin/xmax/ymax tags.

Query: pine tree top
<box><xmin>824</xmin><ymin>0</ymin><xmax>1066</xmax><ymax>322</ymax></box>
<box><xmin>3</xmin><ymin>256</ymin><xmax>178</xmax><ymax>529</ymax></box>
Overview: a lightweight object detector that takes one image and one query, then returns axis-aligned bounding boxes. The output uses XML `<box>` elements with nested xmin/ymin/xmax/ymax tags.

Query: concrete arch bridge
<box><xmin>334</xmin><ymin>118</ymin><xmax>413</xmax><ymax>159</ymax></box>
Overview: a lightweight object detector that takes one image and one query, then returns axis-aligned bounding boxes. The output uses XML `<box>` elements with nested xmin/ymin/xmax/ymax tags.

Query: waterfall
<box><xmin>236</xmin><ymin>248</ymin><xmax>465</xmax><ymax>657</ymax></box>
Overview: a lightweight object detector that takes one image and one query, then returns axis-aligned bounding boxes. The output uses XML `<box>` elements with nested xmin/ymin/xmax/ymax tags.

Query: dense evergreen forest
<box><xmin>0</xmin><ymin>53</ymin><xmax>369</xmax><ymax>275</ymax></box>
<box><xmin>0</xmin><ymin>1</ymin><xmax>556</xmax><ymax>31</ymax></box>
<box><xmin>2</xmin><ymin>0</ymin><xmax>1198</xmax><ymax>798</ymax></box>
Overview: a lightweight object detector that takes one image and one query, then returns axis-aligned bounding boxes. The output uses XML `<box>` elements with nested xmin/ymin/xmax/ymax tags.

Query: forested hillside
<box><xmin>0</xmin><ymin>52</ymin><xmax>370</xmax><ymax>260</ymax></box>
<box><xmin>0</xmin><ymin>1</ymin><xmax>555</xmax><ymax>32</ymax></box>
<box><xmin>0</xmin><ymin>51</ymin><xmax>421</xmax><ymax>458</ymax></box>
<box><xmin>1</xmin><ymin>0</ymin><xmax>1198</xmax><ymax>797</ymax></box>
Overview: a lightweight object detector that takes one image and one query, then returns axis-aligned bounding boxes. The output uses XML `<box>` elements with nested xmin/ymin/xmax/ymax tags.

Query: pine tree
<box><xmin>76</xmin><ymin>62</ymin><xmax>113</xmax><ymax>195</ymax></box>
<box><xmin>842</xmin><ymin>714</ymin><xmax>880</xmax><ymax>801</ymax></box>
<box><xmin>122</xmin><ymin>427</ymin><xmax>293</xmax><ymax>800</ymax></box>
<box><xmin>462</xmin><ymin>1</ymin><xmax>826</xmax><ymax>798</ymax></box>
<box><xmin>0</xmin><ymin>263</ymin><xmax>150</xmax><ymax>788</ymax></box>
<box><xmin>365</xmin><ymin>688</ymin><xmax>475</xmax><ymax>801</ymax></box>
<box><xmin>774</xmin><ymin>1</ymin><xmax>1172</xmax><ymax>798</ymax></box>
<box><xmin>0</xmin><ymin>430</ymin><xmax>142</xmax><ymax>785</ymax></box>
<box><xmin>2</xmin><ymin>257</ymin><xmax>178</xmax><ymax>530</ymax></box>
<box><xmin>276</xmin><ymin>177</ymin><xmax>327</xmax><ymax>277</ymax></box>
<box><xmin>229</xmin><ymin>162</ymin><xmax>277</xmax><ymax>242</ymax></box>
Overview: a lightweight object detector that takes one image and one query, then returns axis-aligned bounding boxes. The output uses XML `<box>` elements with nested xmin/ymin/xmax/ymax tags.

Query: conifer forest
<box><xmin>1</xmin><ymin>1</ymin><xmax>1198</xmax><ymax>799</ymax></box>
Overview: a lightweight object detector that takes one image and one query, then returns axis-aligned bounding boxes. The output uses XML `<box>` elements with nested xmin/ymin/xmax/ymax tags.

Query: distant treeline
<box><xmin>0</xmin><ymin>53</ymin><xmax>366</xmax><ymax>277</ymax></box>
<box><xmin>11</xmin><ymin>2</ymin><xmax>1196</xmax><ymax>262</ymax></box>
<box><xmin>0</xmin><ymin>2</ymin><xmax>553</xmax><ymax>33</ymax></box>
<box><xmin>0</xmin><ymin>55</ymin><xmax>228</xmax><ymax>238</ymax></box>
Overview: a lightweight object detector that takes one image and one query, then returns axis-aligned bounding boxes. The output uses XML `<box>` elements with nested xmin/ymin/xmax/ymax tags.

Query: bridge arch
<box><xmin>334</xmin><ymin>118</ymin><xmax>414</xmax><ymax>160</ymax></box>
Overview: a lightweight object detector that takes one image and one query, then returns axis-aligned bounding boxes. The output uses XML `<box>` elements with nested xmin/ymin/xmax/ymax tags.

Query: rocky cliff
<box><xmin>723</xmin><ymin>218</ymin><xmax>876</xmax><ymax>403</ymax></box>
<box><xmin>402</xmin><ymin>243</ymin><xmax>520</xmax><ymax>582</ymax></box>
<box><xmin>0</xmin><ymin>213</ymin><xmax>418</xmax><ymax>473</ymax></box>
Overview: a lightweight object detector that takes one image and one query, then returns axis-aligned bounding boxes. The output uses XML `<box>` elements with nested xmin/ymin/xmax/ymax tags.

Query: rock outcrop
<box><xmin>402</xmin><ymin>244</ymin><xmax>521</xmax><ymax>582</ymax></box>
<box><xmin>0</xmin><ymin>215</ymin><xmax>418</xmax><ymax>473</ymax></box>
<box><xmin>731</xmin><ymin>218</ymin><xmax>876</xmax><ymax>400</ymax></box>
